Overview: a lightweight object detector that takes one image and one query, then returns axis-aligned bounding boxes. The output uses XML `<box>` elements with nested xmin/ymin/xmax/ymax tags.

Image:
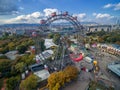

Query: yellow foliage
<box><xmin>64</xmin><ymin>65</ymin><xmax>79</xmax><ymax>81</ymax></box>
<box><xmin>47</xmin><ymin>66</ymin><xmax>79</xmax><ymax>90</ymax></box>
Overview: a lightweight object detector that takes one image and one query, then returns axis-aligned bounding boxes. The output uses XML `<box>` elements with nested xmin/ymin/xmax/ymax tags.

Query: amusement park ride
<box><xmin>32</xmin><ymin>11</ymin><xmax>85</xmax><ymax>69</ymax></box>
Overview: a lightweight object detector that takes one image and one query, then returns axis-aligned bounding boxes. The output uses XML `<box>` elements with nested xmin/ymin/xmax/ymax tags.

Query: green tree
<box><xmin>17</xmin><ymin>45</ymin><xmax>27</xmax><ymax>54</ymax></box>
<box><xmin>15</xmin><ymin>62</ymin><xmax>25</xmax><ymax>73</ymax></box>
<box><xmin>48</xmin><ymin>33</ymin><xmax>54</xmax><ymax>39</ymax></box>
<box><xmin>21</xmin><ymin>54</ymin><xmax>35</xmax><ymax>66</ymax></box>
<box><xmin>6</xmin><ymin>76</ymin><xmax>20</xmax><ymax>90</ymax></box>
<box><xmin>41</xmin><ymin>39</ymin><xmax>45</xmax><ymax>51</ymax></box>
<box><xmin>53</xmin><ymin>33</ymin><xmax>61</xmax><ymax>45</ymax></box>
<box><xmin>8</xmin><ymin>42</ymin><xmax>15</xmax><ymax>50</ymax></box>
<box><xmin>20</xmin><ymin>74</ymin><xmax>38</xmax><ymax>90</ymax></box>
<box><xmin>1</xmin><ymin>46</ymin><xmax>9</xmax><ymax>54</ymax></box>
<box><xmin>0</xmin><ymin>59</ymin><xmax>11</xmax><ymax>73</ymax></box>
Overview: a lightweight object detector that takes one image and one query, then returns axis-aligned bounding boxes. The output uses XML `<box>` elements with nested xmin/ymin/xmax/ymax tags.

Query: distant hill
<box><xmin>0</xmin><ymin>22</ymin><xmax>98</xmax><ymax>27</ymax></box>
<box><xmin>0</xmin><ymin>23</ymin><xmax>40</xmax><ymax>27</ymax></box>
<box><xmin>81</xmin><ymin>22</ymin><xmax>98</xmax><ymax>25</ymax></box>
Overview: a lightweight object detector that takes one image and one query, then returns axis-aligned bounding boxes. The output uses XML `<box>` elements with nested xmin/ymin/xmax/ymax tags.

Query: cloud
<box><xmin>5</xmin><ymin>12</ymin><xmax>43</xmax><ymax>23</ymax></box>
<box><xmin>114</xmin><ymin>3</ymin><xmax>120</xmax><ymax>10</ymax></box>
<box><xmin>0</xmin><ymin>0</ymin><xmax>18</xmax><ymax>15</ymax></box>
<box><xmin>93</xmin><ymin>13</ymin><xmax>114</xmax><ymax>19</ymax></box>
<box><xmin>103</xmin><ymin>4</ymin><xmax>114</xmax><ymax>8</ymax></box>
<box><xmin>19</xmin><ymin>7</ymin><xmax>24</xmax><ymax>10</ymax></box>
<box><xmin>43</xmin><ymin>8</ymin><xmax>59</xmax><ymax>16</ymax></box>
<box><xmin>73</xmin><ymin>13</ymin><xmax>86</xmax><ymax>21</ymax></box>
<box><xmin>3</xmin><ymin>8</ymin><xmax>87</xmax><ymax>24</ymax></box>
<box><xmin>103</xmin><ymin>2</ymin><xmax>120</xmax><ymax>10</ymax></box>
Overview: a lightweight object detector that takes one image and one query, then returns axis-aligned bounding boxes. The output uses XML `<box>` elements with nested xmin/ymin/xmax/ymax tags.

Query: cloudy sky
<box><xmin>0</xmin><ymin>0</ymin><xmax>120</xmax><ymax>24</ymax></box>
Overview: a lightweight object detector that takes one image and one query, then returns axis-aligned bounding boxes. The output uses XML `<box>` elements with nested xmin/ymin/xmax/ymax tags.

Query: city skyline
<box><xmin>0</xmin><ymin>0</ymin><xmax>120</xmax><ymax>24</ymax></box>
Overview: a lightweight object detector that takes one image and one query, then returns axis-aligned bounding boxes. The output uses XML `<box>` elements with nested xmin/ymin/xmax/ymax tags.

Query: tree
<box><xmin>63</xmin><ymin>66</ymin><xmax>79</xmax><ymax>82</ymax></box>
<box><xmin>47</xmin><ymin>72</ymin><xmax>60</xmax><ymax>90</ymax></box>
<box><xmin>1</xmin><ymin>46</ymin><xmax>9</xmax><ymax>54</ymax></box>
<box><xmin>17</xmin><ymin>45</ymin><xmax>27</xmax><ymax>54</ymax></box>
<box><xmin>6</xmin><ymin>76</ymin><xmax>20</xmax><ymax>90</ymax></box>
<box><xmin>21</xmin><ymin>54</ymin><xmax>35</xmax><ymax>66</ymax></box>
<box><xmin>8</xmin><ymin>42</ymin><xmax>15</xmax><ymax>50</ymax></box>
<box><xmin>0</xmin><ymin>59</ymin><xmax>11</xmax><ymax>73</ymax></box>
<box><xmin>48</xmin><ymin>33</ymin><xmax>54</xmax><ymax>39</ymax></box>
<box><xmin>53</xmin><ymin>33</ymin><xmax>61</xmax><ymax>45</ymax></box>
<box><xmin>47</xmin><ymin>66</ymin><xmax>79</xmax><ymax>90</ymax></box>
<box><xmin>40</xmin><ymin>39</ymin><xmax>45</xmax><ymax>51</ymax></box>
<box><xmin>15</xmin><ymin>62</ymin><xmax>25</xmax><ymax>73</ymax></box>
<box><xmin>20</xmin><ymin>74</ymin><xmax>38</xmax><ymax>90</ymax></box>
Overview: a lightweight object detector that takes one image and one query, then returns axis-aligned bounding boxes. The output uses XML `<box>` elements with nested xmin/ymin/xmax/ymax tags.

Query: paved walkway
<box><xmin>63</xmin><ymin>71</ymin><xmax>93</xmax><ymax>90</ymax></box>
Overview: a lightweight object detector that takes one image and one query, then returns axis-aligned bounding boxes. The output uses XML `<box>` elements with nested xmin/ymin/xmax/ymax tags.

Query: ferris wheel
<box><xmin>32</xmin><ymin>11</ymin><xmax>85</xmax><ymax>70</ymax></box>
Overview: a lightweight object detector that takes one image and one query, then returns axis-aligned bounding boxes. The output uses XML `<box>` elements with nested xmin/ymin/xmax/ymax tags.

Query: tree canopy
<box><xmin>20</xmin><ymin>74</ymin><xmax>38</xmax><ymax>90</ymax></box>
<box><xmin>47</xmin><ymin>66</ymin><xmax>79</xmax><ymax>90</ymax></box>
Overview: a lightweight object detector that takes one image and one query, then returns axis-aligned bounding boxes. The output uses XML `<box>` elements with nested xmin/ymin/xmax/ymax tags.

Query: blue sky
<box><xmin>0</xmin><ymin>0</ymin><xmax>120</xmax><ymax>24</ymax></box>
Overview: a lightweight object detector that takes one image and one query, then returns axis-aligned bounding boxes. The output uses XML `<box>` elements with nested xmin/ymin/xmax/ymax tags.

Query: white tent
<box><xmin>44</xmin><ymin>39</ymin><xmax>57</xmax><ymax>49</ymax></box>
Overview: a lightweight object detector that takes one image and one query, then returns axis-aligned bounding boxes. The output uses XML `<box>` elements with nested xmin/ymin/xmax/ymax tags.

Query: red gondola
<box><xmin>51</xmin><ymin>12</ymin><xmax>56</xmax><ymax>17</ymax></box>
<box><xmin>70</xmin><ymin>53</ymin><xmax>83</xmax><ymax>62</ymax></box>
<box><xmin>63</xmin><ymin>11</ymin><xmax>68</xmax><ymax>16</ymax></box>
<box><xmin>73</xmin><ymin>16</ymin><xmax>77</xmax><ymax>20</ymax></box>
<box><xmin>40</xmin><ymin>19</ymin><xmax>45</xmax><ymax>24</ymax></box>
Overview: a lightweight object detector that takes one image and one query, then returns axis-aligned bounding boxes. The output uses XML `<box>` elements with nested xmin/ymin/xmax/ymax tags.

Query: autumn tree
<box><xmin>63</xmin><ymin>66</ymin><xmax>79</xmax><ymax>82</ymax></box>
<box><xmin>8</xmin><ymin>42</ymin><xmax>15</xmax><ymax>50</ymax></box>
<box><xmin>47</xmin><ymin>66</ymin><xmax>79</xmax><ymax>90</ymax></box>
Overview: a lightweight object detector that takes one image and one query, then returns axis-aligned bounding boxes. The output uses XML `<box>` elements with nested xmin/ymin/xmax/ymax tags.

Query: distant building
<box><xmin>15</xmin><ymin>29</ymin><xmax>25</xmax><ymax>35</ymax></box>
<box><xmin>87</xmin><ymin>25</ymin><xmax>112</xmax><ymax>32</ymax></box>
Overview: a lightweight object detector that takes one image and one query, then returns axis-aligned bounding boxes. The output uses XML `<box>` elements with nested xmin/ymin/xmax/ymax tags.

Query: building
<box><xmin>44</xmin><ymin>39</ymin><xmax>57</xmax><ymax>49</ymax></box>
<box><xmin>5</xmin><ymin>51</ymin><xmax>18</xmax><ymax>60</ymax></box>
<box><xmin>29</xmin><ymin>63</ymin><xmax>50</xmax><ymax>81</ymax></box>
<box><xmin>87</xmin><ymin>25</ymin><xmax>112</xmax><ymax>32</ymax></box>
<box><xmin>107</xmin><ymin>62</ymin><xmax>120</xmax><ymax>77</ymax></box>
<box><xmin>35</xmin><ymin>50</ymin><xmax>54</xmax><ymax>63</ymax></box>
<box><xmin>98</xmin><ymin>44</ymin><xmax>120</xmax><ymax>56</ymax></box>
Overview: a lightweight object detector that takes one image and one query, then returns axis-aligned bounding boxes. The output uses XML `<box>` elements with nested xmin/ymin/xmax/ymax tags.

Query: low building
<box><xmin>5</xmin><ymin>50</ymin><xmax>18</xmax><ymax>60</ymax></box>
<box><xmin>35</xmin><ymin>50</ymin><xmax>53</xmax><ymax>63</ymax></box>
<box><xmin>44</xmin><ymin>39</ymin><xmax>57</xmax><ymax>49</ymax></box>
<box><xmin>29</xmin><ymin>63</ymin><xmax>50</xmax><ymax>81</ymax></box>
<box><xmin>98</xmin><ymin>44</ymin><xmax>120</xmax><ymax>56</ymax></box>
<box><xmin>107</xmin><ymin>62</ymin><xmax>120</xmax><ymax>77</ymax></box>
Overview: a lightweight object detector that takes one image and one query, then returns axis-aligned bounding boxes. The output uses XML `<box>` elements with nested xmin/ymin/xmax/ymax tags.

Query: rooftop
<box><xmin>108</xmin><ymin>62</ymin><xmax>120</xmax><ymax>77</ymax></box>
